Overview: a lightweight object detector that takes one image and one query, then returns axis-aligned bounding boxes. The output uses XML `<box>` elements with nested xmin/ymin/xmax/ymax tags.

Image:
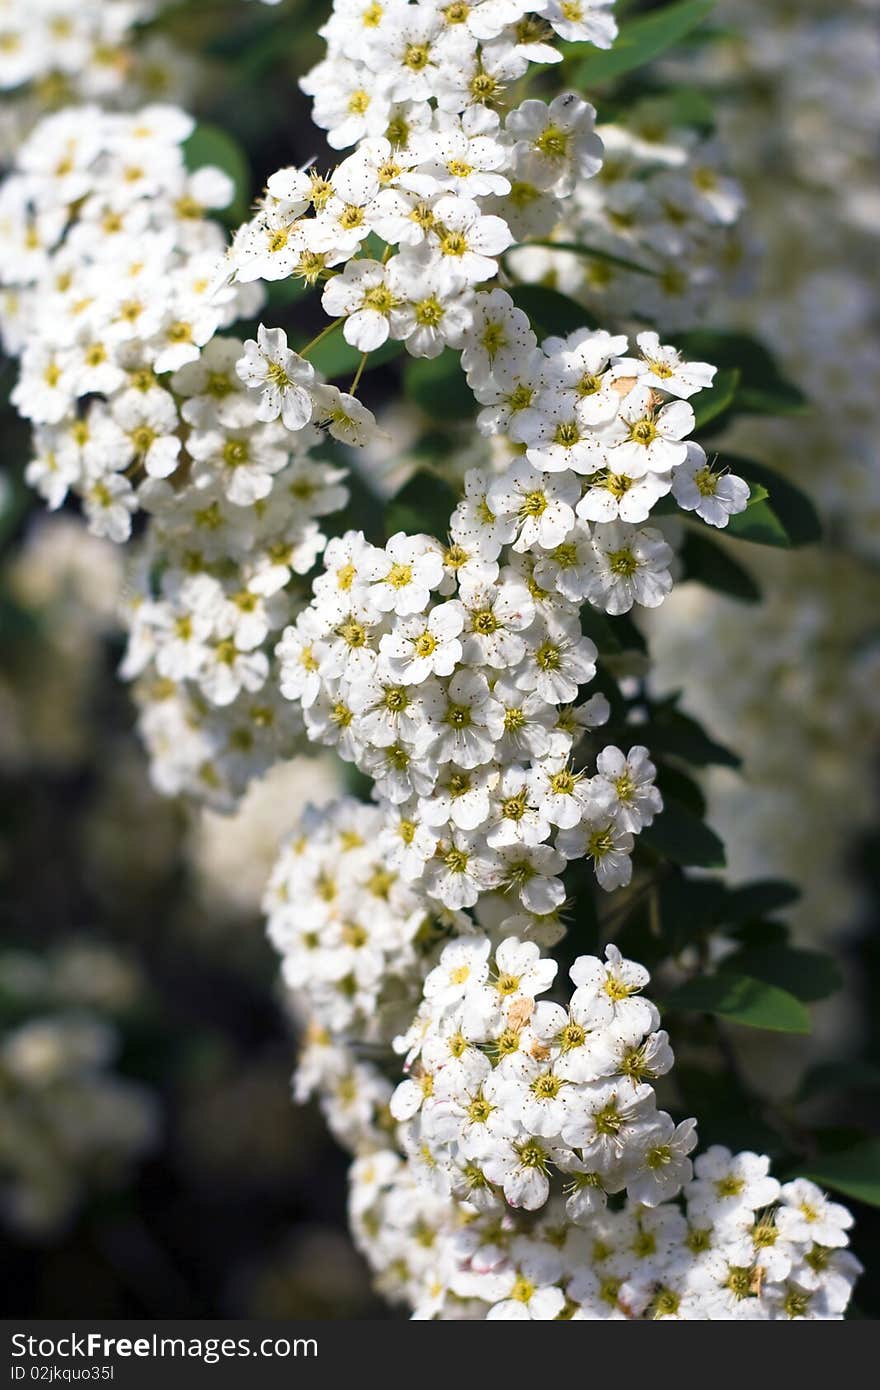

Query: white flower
<box><xmin>450</xmin><ymin>468</ymin><xmax>517</xmax><ymax>561</ymax></box>
<box><xmin>485</xmin><ymin>767</ymin><xmax>550</xmax><ymax>849</ymax></box>
<box><xmin>560</xmin><ymin>1078</ymin><xmax>656</xmax><ymax>1173</ymax></box>
<box><xmin>322</xmin><ymin>259</ymin><xmax>400</xmax><ymax>351</ymax></box>
<box><xmin>460</xmin><ymin>288</ymin><xmax>535</xmax><ymax>387</ymax></box>
<box><xmin>585</xmin><ymin>522</ymin><xmax>674</xmax><ymax>615</ymax></box>
<box><xmin>605</xmin><ymin>385</ymin><xmax>694</xmax><ymax>476</ymax></box>
<box><xmin>625</xmin><ymin>1116</ymin><xmax>698</xmax><ymax>1206</ymax></box>
<box><xmin>689</xmin><ymin>1147</ymin><xmax>781</xmax><ymax>1222</ymax></box>
<box><xmin>506</xmin><ymin>93</ymin><xmax>603</xmax><ymax>193</ymax></box>
<box><xmin>577</xmin><ymin>466</ymin><xmax>672</xmax><ymax>524</ymax></box>
<box><xmin>457</xmin><ymin>571</ymin><xmax>535</xmax><ymax>668</ymax></box>
<box><xmin>592</xmin><ymin>745</ymin><xmax>663</xmax><ymax>832</ymax></box>
<box><xmin>419</xmin><ymin>669</ymin><xmax>503</xmax><ymax>769</ymax></box>
<box><xmin>631</xmin><ymin>331</ymin><xmax>716</xmax><ymax>399</ymax></box>
<box><xmin>424</xmin><ymin>834</ymin><xmax>500</xmax><ymax>910</ymax></box>
<box><xmin>543</xmin><ymin>0</ymin><xmax>617</xmax><ymax>48</ymax></box>
<box><xmin>776</xmin><ymin>1180</ymin><xmax>854</xmax><ymax>1248</ymax></box>
<box><xmin>430</xmin><ymin>195</ymin><xmax>513</xmax><ymax>287</ymax></box>
<box><xmin>187</xmin><ymin>422</ymin><xmax>289</xmax><ymax>506</ymax></box>
<box><xmin>363</xmin><ymin>532</ymin><xmax>445</xmax><ymax>615</ymax></box>
<box><xmin>379</xmin><ymin>603</ymin><xmax>464</xmax><ymax>683</ymax></box>
<box><xmin>236</xmin><ymin>325</ymin><xmax>317</xmax><ymax>431</ymax></box>
<box><xmin>516</xmin><ymin>614</ymin><xmax>597</xmax><ymax>704</ymax></box>
<box><xmin>672</xmin><ymin>444</ymin><xmax>750</xmax><ymax>528</ymax></box>
<box><xmin>112</xmin><ymin>388</ymin><xmax>181</xmax><ymax>480</ymax></box>
<box><xmin>542</xmin><ymin>327</ymin><xmax>628</xmax><ymax>426</ymax></box>
<box><xmin>487</xmin><ymin>460</ymin><xmax>580</xmax><ymax>552</ymax></box>
<box><xmin>519</xmin><ymin>396</ymin><xmax>607</xmax><ymax>476</ymax></box>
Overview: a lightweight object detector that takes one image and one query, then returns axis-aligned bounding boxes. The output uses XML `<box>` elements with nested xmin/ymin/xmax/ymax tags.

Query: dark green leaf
<box><xmin>0</xmin><ymin>465</ymin><xmax>34</xmax><ymax>552</ymax></box>
<box><xmin>525</xmin><ymin>240</ymin><xmax>657</xmax><ymax>276</ymax></box>
<box><xmin>581</xmin><ymin>608</ymin><xmax>648</xmax><ymax>655</ymax></box>
<box><xmin>794</xmin><ymin>1140</ymin><xmax>880</xmax><ymax>1207</ymax></box>
<box><xmin>676</xmin><ymin>329</ymin><xmax>809</xmax><ymax>416</ymax></box>
<box><xmin>730</xmin><ymin>918</ymin><xmax>789</xmax><ymax>948</ymax></box>
<box><xmin>508</xmin><ymin>284</ymin><xmax>596</xmax><ymax>338</ymax></box>
<box><xmin>645</xmin><ymin>86</ymin><xmax>717</xmax><ymax>134</ymax></box>
<box><xmin>309</xmin><ymin>334</ymin><xmax>403</xmax><ymax>381</ymax></box>
<box><xmin>183</xmin><ymin>123</ymin><xmax>251</xmax><ymax>223</ymax></box>
<box><xmin>716</xmin><ymin>879</ymin><xmax>801</xmax><ymax>924</ymax></box>
<box><xmin>0</xmin><ymin>587</ymin><xmax>41</xmax><ymax>644</ymax></box>
<box><xmin>718</xmin><ymin>455</ymin><xmax>821</xmax><ymax>547</ymax></box>
<box><xmin>692</xmin><ymin>367</ymin><xmax>739</xmax><ymax>429</ymax></box>
<box><xmin>654</xmin><ymin>765</ymin><xmax>706</xmax><ymax>816</ymax></box>
<box><xmin>674</xmin><ymin>1063</ymin><xmax>784</xmax><ymax>1155</ymax></box>
<box><xmin>722</xmin><ymin>481</ymin><xmax>792</xmax><ymax>549</ymax></box>
<box><xmin>640</xmin><ymin>704</ymin><xmax>741</xmax><ymax>768</ymax></box>
<box><xmin>665</xmin><ymin>971</ymin><xmax>811</xmax><ymax>1033</ymax></box>
<box><xmin>578</xmin><ymin>607</ymin><xmax>622</xmax><ymax>654</ymax></box>
<box><xmin>573</xmin><ymin>0</ymin><xmax>717</xmax><ymax>85</ymax></box>
<box><xmin>722</xmin><ymin>945</ymin><xmax>843</xmax><ymax>1003</ymax></box>
<box><xmin>642</xmin><ymin>797</ymin><xmax>725</xmax><ymax>868</ymax></box>
<box><xmin>404</xmin><ymin>349</ymin><xmax>473</xmax><ymax>421</ymax></box>
<box><xmin>386</xmin><ymin>471</ymin><xmax>459</xmax><ymax>541</ymax></box>
<box><xmin>796</xmin><ymin>1061</ymin><xmax>880</xmax><ymax>1104</ymax></box>
<box><xmin>797</xmin><ymin>1060</ymin><xmax>880</xmax><ymax>1105</ymax></box>
<box><xmin>264</xmin><ymin>277</ymin><xmax>311</xmax><ymax>308</ymax></box>
<box><xmin>681</xmin><ymin>529</ymin><xmax>760</xmax><ymax>603</ymax></box>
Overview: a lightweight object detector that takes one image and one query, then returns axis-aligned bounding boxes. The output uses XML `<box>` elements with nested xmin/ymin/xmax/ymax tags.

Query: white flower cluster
<box><xmin>0</xmin><ymin>2</ymin><xmax>158</xmax><ymax>100</ymax></box>
<box><xmin>349</xmin><ymin>1145</ymin><xmax>861</xmax><ymax>1319</ymax></box>
<box><xmin>265</xmin><ymin>799</ymin><xmax>434</xmax><ymax>1051</ymax></box>
<box><xmin>266</xmin><ymin>805</ymin><xmax>860</xmax><ymax>1319</ymax></box>
<box><xmin>274</xmin><ymin>488</ymin><xmax>672</xmax><ymax>905</ymax></box>
<box><xmin>1</xmin><ymin>0</ymin><xmax>862</xmax><ymax>1322</ymax></box>
<box><xmin>0</xmin><ymin>103</ymin><xmax>259</xmax><ymax>539</ymax></box>
<box><xmin>1</xmin><ymin>102</ymin><xmax>389</xmax><ymax>805</ymax></box>
<box><xmin>0</xmin><ymin>2</ymin><xmax>197</xmax><ymax>163</ymax></box>
<box><xmin>649</xmin><ymin>0</ymin><xmax>880</xmax><ymax>943</ymax></box>
<box><xmin>0</xmin><ymin>946</ymin><xmax>157</xmax><ymax>1235</ymax></box>
<box><xmin>509</xmin><ymin>108</ymin><xmax>745</xmax><ymax>330</ymax></box>
<box><xmin>392</xmin><ymin>933</ymin><xmax>693</xmax><ymax>1214</ymax></box>
<box><xmin>301</xmin><ymin>0</ymin><xmax>616</xmax><ymax>161</ymax></box>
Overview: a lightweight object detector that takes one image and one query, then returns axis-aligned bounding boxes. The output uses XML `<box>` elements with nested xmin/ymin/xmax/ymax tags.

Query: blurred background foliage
<box><xmin>1</xmin><ymin>0</ymin><xmax>878</xmax><ymax>1318</ymax></box>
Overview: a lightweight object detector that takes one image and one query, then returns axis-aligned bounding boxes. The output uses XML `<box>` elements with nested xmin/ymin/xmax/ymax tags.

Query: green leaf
<box><xmin>656</xmin><ymin>84</ymin><xmax>717</xmax><ymax>132</ymax></box>
<box><xmin>676</xmin><ymin>329</ymin><xmax>808</xmax><ymax>417</ymax></box>
<box><xmin>579</xmin><ymin>606</ymin><xmax>622</xmax><ymax>654</ymax></box>
<box><xmin>404</xmin><ymin>349</ymin><xmax>474</xmax><ymax>421</ymax></box>
<box><xmin>183</xmin><ymin>123</ymin><xmax>251</xmax><ymax>223</ymax></box>
<box><xmin>674</xmin><ymin>1062</ymin><xmax>784</xmax><ymax>1155</ymax></box>
<box><xmin>386</xmin><ymin>471</ymin><xmax>458</xmax><ymax>541</ymax></box>
<box><xmin>722</xmin><ymin>945</ymin><xmax>843</xmax><ymax>1003</ymax></box>
<box><xmin>665</xmin><ymin>972</ymin><xmax>811</xmax><ymax>1033</ymax></box>
<box><xmin>508</xmin><ymin>284</ymin><xmax>596</xmax><ymax>338</ymax></box>
<box><xmin>716</xmin><ymin>879</ymin><xmax>801</xmax><ymax>924</ymax></box>
<box><xmin>573</xmin><ymin>0</ymin><xmax>717</xmax><ymax>86</ymax></box>
<box><xmin>525</xmin><ymin>240</ymin><xmax>657</xmax><ymax>276</ymax></box>
<box><xmin>309</xmin><ymin>334</ymin><xmax>403</xmax><ymax>381</ymax></box>
<box><xmin>640</xmin><ymin>703</ymin><xmax>741</xmax><ymax>769</ymax></box>
<box><xmin>0</xmin><ymin>465</ymin><xmax>34</xmax><ymax>552</ymax></box>
<box><xmin>642</xmin><ymin>797</ymin><xmax>725</xmax><ymax>868</ymax></box>
<box><xmin>796</xmin><ymin>1060</ymin><xmax>880</xmax><ymax>1105</ymax></box>
<box><xmin>654</xmin><ymin>766</ymin><xmax>706</xmax><ymax>816</ymax></box>
<box><xmin>794</xmin><ymin>1141</ymin><xmax>880</xmax><ymax>1207</ymax></box>
<box><xmin>264</xmin><ymin>277</ymin><xmax>311</xmax><ymax>308</ymax></box>
<box><xmin>718</xmin><ymin>455</ymin><xmax>821</xmax><ymax>547</ymax></box>
<box><xmin>722</xmin><ymin>481</ymin><xmax>792</xmax><ymax>549</ymax></box>
<box><xmin>681</xmin><ymin>530</ymin><xmax>760</xmax><ymax>603</ymax></box>
<box><xmin>691</xmin><ymin>367</ymin><xmax>739</xmax><ymax>430</ymax></box>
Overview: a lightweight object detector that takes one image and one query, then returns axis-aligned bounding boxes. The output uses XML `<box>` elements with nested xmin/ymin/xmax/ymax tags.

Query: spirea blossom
<box><xmin>0</xmin><ymin>0</ymin><xmax>860</xmax><ymax>1325</ymax></box>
